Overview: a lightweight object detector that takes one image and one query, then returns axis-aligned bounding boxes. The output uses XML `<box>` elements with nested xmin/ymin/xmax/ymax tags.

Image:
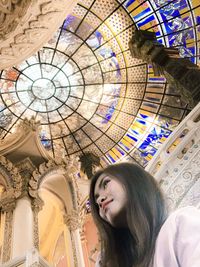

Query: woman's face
<box><xmin>94</xmin><ymin>173</ymin><xmax>128</xmax><ymax>227</ymax></box>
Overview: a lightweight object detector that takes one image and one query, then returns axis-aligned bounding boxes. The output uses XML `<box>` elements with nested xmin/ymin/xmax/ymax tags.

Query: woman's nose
<box><xmin>98</xmin><ymin>195</ymin><xmax>106</xmax><ymax>208</ymax></box>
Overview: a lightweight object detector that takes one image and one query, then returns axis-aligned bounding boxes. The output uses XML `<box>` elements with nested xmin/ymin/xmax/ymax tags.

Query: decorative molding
<box><xmin>162</xmin><ymin>144</ymin><xmax>200</xmax><ymax>211</ymax></box>
<box><xmin>0</xmin><ymin>0</ymin><xmax>78</xmax><ymax>70</ymax></box>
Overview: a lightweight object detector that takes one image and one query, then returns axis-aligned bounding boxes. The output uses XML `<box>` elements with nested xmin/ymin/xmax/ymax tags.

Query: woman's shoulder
<box><xmin>167</xmin><ymin>206</ymin><xmax>200</xmax><ymax>223</ymax></box>
<box><xmin>160</xmin><ymin>206</ymin><xmax>200</xmax><ymax>234</ymax></box>
<box><xmin>153</xmin><ymin>206</ymin><xmax>200</xmax><ymax>266</ymax></box>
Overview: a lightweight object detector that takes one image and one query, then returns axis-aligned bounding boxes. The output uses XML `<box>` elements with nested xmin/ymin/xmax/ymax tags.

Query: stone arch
<box><xmin>29</xmin><ymin>159</ymin><xmax>80</xmax><ymax>213</ymax></box>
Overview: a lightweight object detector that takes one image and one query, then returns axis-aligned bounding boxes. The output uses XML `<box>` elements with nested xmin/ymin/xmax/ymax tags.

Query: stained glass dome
<box><xmin>0</xmin><ymin>0</ymin><xmax>199</xmax><ymax>167</ymax></box>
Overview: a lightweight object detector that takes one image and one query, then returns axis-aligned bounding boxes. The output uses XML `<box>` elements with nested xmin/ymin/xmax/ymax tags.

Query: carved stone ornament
<box><xmin>0</xmin><ymin>155</ymin><xmax>22</xmax><ymax>199</ymax></box>
<box><xmin>32</xmin><ymin>197</ymin><xmax>44</xmax><ymax>249</ymax></box>
<box><xmin>63</xmin><ymin>209</ymin><xmax>82</xmax><ymax>231</ymax></box>
<box><xmin>129</xmin><ymin>29</ymin><xmax>200</xmax><ymax>107</ymax></box>
<box><xmin>29</xmin><ymin>156</ymin><xmax>78</xmax><ymax>198</ymax></box>
<box><xmin>0</xmin><ymin>0</ymin><xmax>78</xmax><ymax>70</ymax></box>
<box><xmin>2</xmin><ymin>211</ymin><xmax>14</xmax><ymax>263</ymax></box>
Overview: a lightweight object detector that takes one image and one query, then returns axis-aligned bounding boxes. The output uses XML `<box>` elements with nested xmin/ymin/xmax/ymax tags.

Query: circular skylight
<box><xmin>1</xmin><ymin>0</ymin><xmax>197</xmax><ymax>167</ymax></box>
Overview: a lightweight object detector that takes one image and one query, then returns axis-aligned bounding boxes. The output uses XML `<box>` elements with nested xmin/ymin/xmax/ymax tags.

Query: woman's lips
<box><xmin>102</xmin><ymin>200</ymin><xmax>113</xmax><ymax>212</ymax></box>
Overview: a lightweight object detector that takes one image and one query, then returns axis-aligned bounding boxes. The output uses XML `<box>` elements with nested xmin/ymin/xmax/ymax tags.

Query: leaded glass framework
<box><xmin>1</xmin><ymin>0</ymin><xmax>199</xmax><ymax>167</ymax></box>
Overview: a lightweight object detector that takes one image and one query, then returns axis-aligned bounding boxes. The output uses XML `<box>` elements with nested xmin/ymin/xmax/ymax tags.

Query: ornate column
<box><xmin>129</xmin><ymin>29</ymin><xmax>200</xmax><ymax>107</ymax></box>
<box><xmin>31</xmin><ymin>197</ymin><xmax>44</xmax><ymax>250</ymax></box>
<box><xmin>0</xmin><ymin>197</ymin><xmax>16</xmax><ymax>263</ymax></box>
<box><xmin>12</xmin><ymin>196</ymin><xmax>34</xmax><ymax>258</ymax></box>
<box><xmin>0</xmin><ymin>157</ymin><xmax>44</xmax><ymax>263</ymax></box>
<box><xmin>63</xmin><ymin>209</ymin><xmax>85</xmax><ymax>267</ymax></box>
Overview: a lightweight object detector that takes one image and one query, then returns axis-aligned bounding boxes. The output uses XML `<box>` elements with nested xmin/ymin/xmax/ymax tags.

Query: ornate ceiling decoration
<box><xmin>0</xmin><ymin>0</ymin><xmax>199</xmax><ymax>168</ymax></box>
<box><xmin>0</xmin><ymin>0</ymin><xmax>78</xmax><ymax>69</ymax></box>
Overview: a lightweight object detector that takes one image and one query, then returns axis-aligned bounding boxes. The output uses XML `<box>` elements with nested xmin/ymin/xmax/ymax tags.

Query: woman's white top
<box><xmin>95</xmin><ymin>206</ymin><xmax>200</xmax><ymax>267</ymax></box>
<box><xmin>152</xmin><ymin>206</ymin><xmax>200</xmax><ymax>267</ymax></box>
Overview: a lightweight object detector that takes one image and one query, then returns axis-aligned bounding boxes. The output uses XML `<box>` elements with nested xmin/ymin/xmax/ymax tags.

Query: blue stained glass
<box><xmin>134</xmin><ymin>7</ymin><xmax>152</xmax><ymax>21</ymax></box>
<box><xmin>148</xmin><ymin>77</ymin><xmax>165</xmax><ymax>81</ymax></box>
<box><xmin>165</xmin><ymin>17</ymin><xmax>192</xmax><ymax>36</ymax></box>
<box><xmin>102</xmin><ymin>105</ymin><xmax>115</xmax><ymax>123</ymax></box>
<box><xmin>137</xmin><ymin>126</ymin><xmax>172</xmax><ymax>151</ymax></box>
<box><xmin>139</xmin><ymin>145</ymin><xmax>157</xmax><ymax>157</ymax></box>
<box><xmin>157</xmin><ymin>38</ymin><xmax>164</xmax><ymax>44</ymax></box>
<box><xmin>139</xmin><ymin>113</ymin><xmax>148</xmax><ymax>119</ymax></box>
<box><xmin>197</xmin><ymin>16</ymin><xmax>200</xmax><ymax>25</ymax></box>
<box><xmin>127</xmin><ymin>133</ymin><xmax>138</xmax><ymax>142</ymax></box>
<box><xmin>116</xmin><ymin>146</ymin><xmax>126</xmax><ymax>156</ymax></box>
<box><xmin>137</xmin><ymin>15</ymin><xmax>155</xmax><ymax>27</ymax></box>
<box><xmin>154</xmin><ymin>0</ymin><xmax>187</xmax><ymax>19</ymax></box>
<box><xmin>130</xmin><ymin>128</ymin><xmax>139</xmax><ymax>136</ymax></box>
<box><xmin>40</xmin><ymin>131</ymin><xmax>52</xmax><ymax>150</ymax></box>
<box><xmin>189</xmin><ymin>56</ymin><xmax>195</xmax><ymax>64</ymax></box>
<box><xmin>119</xmin><ymin>141</ymin><xmax>131</xmax><ymax>151</ymax></box>
<box><xmin>155</xmin><ymin>31</ymin><xmax>162</xmax><ymax>37</ymax></box>
<box><xmin>124</xmin><ymin>0</ymin><xmax>135</xmax><ymax>9</ymax></box>
<box><xmin>63</xmin><ymin>15</ymin><xmax>76</xmax><ymax>29</ymax></box>
<box><xmin>139</xmin><ymin>139</ymin><xmax>155</xmax><ymax>150</ymax></box>
<box><xmin>106</xmin><ymin>154</ymin><xmax>116</xmax><ymax>163</ymax></box>
<box><xmin>104</xmin><ymin>48</ymin><xmax>114</xmax><ymax>58</ymax></box>
<box><xmin>136</xmin><ymin>119</ymin><xmax>146</xmax><ymax>125</ymax></box>
<box><xmin>95</xmin><ymin>31</ymin><xmax>103</xmax><ymax>41</ymax></box>
<box><xmin>87</xmin><ymin>31</ymin><xmax>103</xmax><ymax>49</ymax></box>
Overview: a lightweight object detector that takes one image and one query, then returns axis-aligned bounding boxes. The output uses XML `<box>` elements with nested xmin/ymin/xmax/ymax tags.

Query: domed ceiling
<box><xmin>0</xmin><ymin>0</ymin><xmax>199</xmax><ymax>167</ymax></box>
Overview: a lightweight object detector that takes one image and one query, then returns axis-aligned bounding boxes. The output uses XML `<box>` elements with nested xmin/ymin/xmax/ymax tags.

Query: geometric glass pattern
<box><xmin>1</xmin><ymin>0</ymin><xmax>198</xmax><ymax>167</ymax></box>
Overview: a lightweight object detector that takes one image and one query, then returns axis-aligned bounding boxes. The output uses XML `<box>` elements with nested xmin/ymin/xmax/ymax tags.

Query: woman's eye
<box><xmin>103</xmin><ymin>179</ymin><xmax>110</xmax><ymax>188</ymax></box>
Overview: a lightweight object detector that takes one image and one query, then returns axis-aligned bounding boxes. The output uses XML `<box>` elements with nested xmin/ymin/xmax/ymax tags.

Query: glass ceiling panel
<box><xmin>1</xmin><ymin>0</ymin><xmax>197</xmax><ymax>167</ymax></box>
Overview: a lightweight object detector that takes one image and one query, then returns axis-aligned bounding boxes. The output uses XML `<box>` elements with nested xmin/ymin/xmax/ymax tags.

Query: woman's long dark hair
<box><xmin>89</xmin><ymin>162</ymin><xmax>167</xmax><ymax>267</ymax></box>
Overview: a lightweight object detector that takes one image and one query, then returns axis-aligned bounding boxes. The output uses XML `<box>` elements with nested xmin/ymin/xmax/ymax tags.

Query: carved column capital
<box><xmin>31</xmin><ymin>196</ymin><xmax>44</xmax><ymax>213</ymax></box>
<box><xmin>0</xmin><ymin>190</ymin><xmax>16</xmax><ymax>212</ymax></box>
<box><xmin>63</xmin><ymin>209</ymin><xmax>82</xmax><ymax>231</ymax></box>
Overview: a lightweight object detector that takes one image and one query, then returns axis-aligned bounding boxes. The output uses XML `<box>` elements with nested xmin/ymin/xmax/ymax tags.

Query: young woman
<box><xmin>89</xmin><ymin>162</ymin><xmax>200</xmax><ymax>267</ymax></box>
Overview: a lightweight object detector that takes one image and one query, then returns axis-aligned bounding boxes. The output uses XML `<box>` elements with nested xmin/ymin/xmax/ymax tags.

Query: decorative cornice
<box><xmin>0</xmin><ymin>0</ymin><xmax>78</xmax><ymax>70</ymax></box>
